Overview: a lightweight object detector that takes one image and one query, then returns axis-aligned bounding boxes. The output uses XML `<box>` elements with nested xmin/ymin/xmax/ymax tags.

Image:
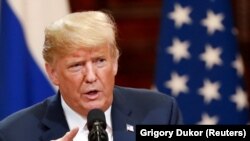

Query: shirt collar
<box><xmin>60</xmin><ymin>95</ymin><xmax>112</xmax><ymax>130</ymax></box>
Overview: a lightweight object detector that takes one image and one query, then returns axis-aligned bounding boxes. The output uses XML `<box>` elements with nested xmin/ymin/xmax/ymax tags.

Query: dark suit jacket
<box><xmin>0</xmin><ymin>86</ymin><xmax>182</xmax><ymax>141</ymax></box>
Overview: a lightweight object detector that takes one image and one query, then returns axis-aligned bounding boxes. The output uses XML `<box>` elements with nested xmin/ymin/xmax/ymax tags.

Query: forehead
<box><xmin>50</xmin><ymin>44</ymin><xmax>115</xmax><ymax>66</ymax></box>
<box><xmin>67</xmin><ymin>45</ymin><xmax>111</xmax><ymax>58</ymax></box>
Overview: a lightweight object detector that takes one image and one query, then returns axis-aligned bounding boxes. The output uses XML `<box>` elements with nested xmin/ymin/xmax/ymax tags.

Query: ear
<box><xmin>113</xmin><ymin>59</ymin><xmax>118</xmax><ymax>76</ymax></box>
<box><xmin>45</xmin><ymin>63</ymin><xmax>59</xmax><ymax>86</ymax></box>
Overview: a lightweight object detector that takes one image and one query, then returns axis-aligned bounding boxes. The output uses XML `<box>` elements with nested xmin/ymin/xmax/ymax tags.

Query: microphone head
<box><xmin>87</xmin><ymin>108</ymin><xmax>107</xmax><ymax>131</ymax></box>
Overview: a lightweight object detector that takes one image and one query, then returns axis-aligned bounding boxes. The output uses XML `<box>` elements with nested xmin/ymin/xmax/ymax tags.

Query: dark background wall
<box><xmin>69</xmin><ymin>0</ymin><xmax>250</xmax><ymax>102</ymax></box>
<box><xmin>70</xmin><ymin>0</ymin><xmax>161</xmax><ymax>88</ymax></box>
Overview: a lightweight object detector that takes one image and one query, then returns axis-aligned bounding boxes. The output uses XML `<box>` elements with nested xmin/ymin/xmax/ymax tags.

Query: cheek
<box><xmin>58</xmin><ymin>71</ymin><xmax>83</xmax><ymax>88</ymax></box>
<box><xmin>101</xmin><ymin>68</ymin><xmax>116</xmax><ymax>88</ymax></box>
<box><xmin>58</xmin><ymin>72</ymin><xmax>83</xmax><ymax>102</ymax></box>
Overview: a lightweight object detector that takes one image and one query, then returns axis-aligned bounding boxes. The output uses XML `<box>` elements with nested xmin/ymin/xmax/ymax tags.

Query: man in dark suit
<box><xmin>0</xmin><ymin>11</ymin><xmax>182</xmax><ymax>141</ymax></box>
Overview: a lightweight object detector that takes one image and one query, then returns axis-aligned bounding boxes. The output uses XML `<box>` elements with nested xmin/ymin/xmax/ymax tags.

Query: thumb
<box><xmin>63</xmin><ymin>127</ymin><xmax>79</xmax><ymax>140</ymax></box>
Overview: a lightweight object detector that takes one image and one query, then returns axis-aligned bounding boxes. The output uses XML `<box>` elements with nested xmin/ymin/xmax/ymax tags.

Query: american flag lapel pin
<box><xmin>126</xmin><ymin>124</ymin><xmax>134</xmax><ymax>132</ymax></box>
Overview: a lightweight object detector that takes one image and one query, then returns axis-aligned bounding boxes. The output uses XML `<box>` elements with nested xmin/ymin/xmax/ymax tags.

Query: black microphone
<box><xmin>87</xmin><ymin>109</ymin><xmax>108</xmax><ymax>141</ymax></box>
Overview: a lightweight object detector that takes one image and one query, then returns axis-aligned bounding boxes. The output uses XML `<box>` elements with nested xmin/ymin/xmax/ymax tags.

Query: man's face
<box><xmin>46</xmin><ymin>45</ymin><xmax>118</xmax><ymax>116</ymax></box>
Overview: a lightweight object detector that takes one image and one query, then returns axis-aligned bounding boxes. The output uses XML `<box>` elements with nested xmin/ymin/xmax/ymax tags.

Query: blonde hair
<box><xmin>43</xmin><ymin>11</ymin><xmax>119</xmax><ymax>64</ymax></box>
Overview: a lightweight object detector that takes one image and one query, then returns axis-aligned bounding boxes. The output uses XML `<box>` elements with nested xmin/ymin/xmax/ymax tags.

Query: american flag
<box><xmin>155</xmin><ymin>0</ymin><xmax>249</xmax><ymax>124</ymax></box>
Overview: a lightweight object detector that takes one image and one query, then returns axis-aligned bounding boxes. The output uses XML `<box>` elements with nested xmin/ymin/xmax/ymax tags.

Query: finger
<box><xmin>63</xmin><ymin>127</ymin><xmax>79</xmax><ymax>140</ymax></box>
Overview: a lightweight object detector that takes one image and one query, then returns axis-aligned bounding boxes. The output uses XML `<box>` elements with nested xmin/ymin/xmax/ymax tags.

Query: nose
<box><xmin>84</xmin><ymin>62</ymin><xmax>97</xmax><ymax>83</ymax></box>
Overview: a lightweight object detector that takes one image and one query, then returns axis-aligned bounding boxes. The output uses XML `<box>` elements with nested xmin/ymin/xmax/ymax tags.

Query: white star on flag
<box><xmin>197</xmin><ymin>113</ymin><xmax>219</xmax><ymax>125</ymax></box>
<box><xmin>230</xmin><ymin>87</ymin><xmax>249</xmax><ymax>111</ymax></box>
<box><xmin>165</xmin><ymin>72</ymin><xmax>189</xmax><ymax>97</ymax></box>
<box><xmin>167</xmin><ymin>38</ymin><xmax>191</xmax><ymax>63</ymax></box>
<box><xmin>200</xmin><ymin>44</ymin><xmax>223</xmax><ymax>69</ymax></box>
<box><xmin>168</xmin><ymin>3</ymin><xmax>192</xmax><ymax>28</ymax></box>
<box><xmin>201</xmin><ymin>10</ymin><xmax>224</xmax><ymax>35</ymax></box>
<box><xmin>232</xmin><ymin>54</ymin><xmax>244</xmax><ymax>77</ymax></box>
<box><xmin>198</xmin><ymin>79</ymin><xmax>221</xmax><ymax>104</ymax></box>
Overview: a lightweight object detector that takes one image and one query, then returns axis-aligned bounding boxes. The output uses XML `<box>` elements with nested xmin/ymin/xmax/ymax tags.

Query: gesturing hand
<box><xmin>51</xmin><ymin>128</ymin><xmax>79</xmax><ymax>141</ymax></box>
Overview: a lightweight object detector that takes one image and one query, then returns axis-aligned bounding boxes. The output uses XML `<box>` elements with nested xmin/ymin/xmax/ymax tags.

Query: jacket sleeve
<box><xmin>169</xmin><ymin>97</ymin><xmax>183</xmax><ymax>125</ymax></box>
<box><xmin>0</xmin><ymin>130</ymin><xmax>7</xmax><ymax>141</ymax></box>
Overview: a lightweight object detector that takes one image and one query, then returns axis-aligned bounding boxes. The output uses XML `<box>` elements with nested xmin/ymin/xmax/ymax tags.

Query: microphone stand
<box><xmin>88</xmin><ymin>121</ymin><xmax>108</xmax><ymax>141</ymax></box>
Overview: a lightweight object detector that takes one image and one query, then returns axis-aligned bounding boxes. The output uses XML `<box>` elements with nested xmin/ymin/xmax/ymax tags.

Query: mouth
<box><xmin>83</xmin><ymin>90</ymin><xmax>100</xmax><ymax>100</ymax></box>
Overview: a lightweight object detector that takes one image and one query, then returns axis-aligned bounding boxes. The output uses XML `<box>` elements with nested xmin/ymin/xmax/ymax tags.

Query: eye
<box><xmin>70</xmin><ymin>63</ymin><xmax>81</xmax><ymax>68</ymax></box>
<box><xmin>95</xmin><ymin>58</ymin><xmax>106</xmax><ymax>67</ymax></box>
<box><xmin>68</xmin><ymin>63</ymin><xmax>83</xmax><ymax>72</ymax></box>
<box><xmin>98</xmin><ymin>58</ymin><xmax>105</xmax><ymax>63</ymax></box>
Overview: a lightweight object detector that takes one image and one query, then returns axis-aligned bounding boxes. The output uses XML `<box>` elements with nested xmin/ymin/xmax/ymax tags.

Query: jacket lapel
<box><xmin>40</xmin><ymin>94</ymin><xmax>69</xmax><ymax>141</ymax></box>
<box><xmin>112</xmin><ymin>87</ymin><xmax>136</xmax><ymax>141</ymax></box>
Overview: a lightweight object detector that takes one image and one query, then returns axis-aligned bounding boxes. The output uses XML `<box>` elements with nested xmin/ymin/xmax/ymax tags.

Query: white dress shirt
<box><xmin>61</xmin><ymin>96</ymin><xmax>113</xmax><ymax>141</ymax></box>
